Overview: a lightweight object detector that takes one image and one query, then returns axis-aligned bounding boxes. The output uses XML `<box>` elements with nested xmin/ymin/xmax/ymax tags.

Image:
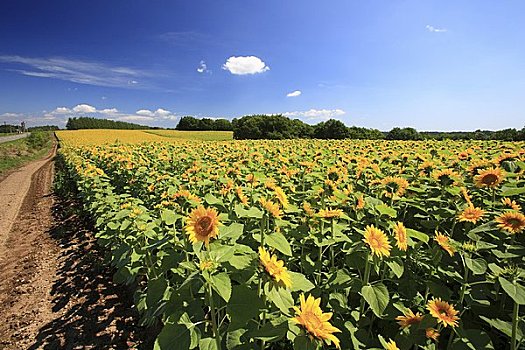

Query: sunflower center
<box><xmin>197</xmin><ymin>216</ymin><xmax>214</xmax><ymax>236</ymax></box>
<box><xmin>481</xmin><ymin>174</ymin><xmax>498</xmax><ymax>185</ymax></box>
<box><xmin>302</xmin><ymin>311</ymin><xmax>323</xmax><ymax>330</ymax></box>
<box><xmin>508</xmin><ymin>218</ymin><xmax>523</xmax><ymax>228</ymax></box>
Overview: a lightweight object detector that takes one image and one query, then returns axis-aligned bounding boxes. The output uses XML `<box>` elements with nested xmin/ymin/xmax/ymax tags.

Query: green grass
<box><xmin>0</xmin><ymin>132</ymin><xmax>53</xmax><ymax>176</ymax></box>
<box><xmin>144</xmin><ymin>129</ymin><xmax>233</xmax><ymax>141</ymax></box>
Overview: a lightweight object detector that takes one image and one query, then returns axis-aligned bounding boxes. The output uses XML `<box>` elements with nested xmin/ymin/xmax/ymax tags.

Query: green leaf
<box><xmin>386</xmin><ymin>259</ymin><xmax>404</xmax><ymax>278</ymax></box>
<box><xmin>361</xmin><ymin>283</ymin><xmax>389</xmax><ymax>317</ymax></box>
<box><xmin>293</xmin><ymin>335</ymin><xmax>319</xmax><ymax>350</ymax></box>
<box><xmin>209</xmin><ymin>245</ymin><xmax>235</xmax><ymax>263</ymax></box>
<box><xmin>406</xmin><ymin>228</ymin><xmax>429</xmax><ymax>243</ymax></box>
<box><xmin>500</xmin><ymin>186</ymin><xmax>525</xmax><ymax>196</ymax></box>
<box><xmin>246</xmin><ymin>321</ymin><xmax>287</xmax><ymax>342</ymax></box>
<box><xmin>465</xmin><ymin>257</ymin><xmax>487</xmax><ymax>275</ymax></box>
<box><xmin>220</xmin><ymin>223</ymin><xmax>245</xmax><ymax>242</ymax></box>
<box><xmin>154</xmin><ymin>323</ymin><xmax>191</xmax><ymax>350</ymax></box>
<box><xmin>266</xmin><ymin>284</ymin><xmax>294</xmax><ymax>314</ymax></box>
<box><xmin>147</xmin><ymin>277</ymin><xmax>168</xmax><ymax>309</ymax></box>
<box><xmin>480</xmin><ymin>316</ymin><xmax>523</xmax><ymax>339</ymax></box>
<box><xmin>375</xmin><ymin>204</ymin><xmax>397</xmax><ymax>218</ymax></box>
<box><xmin>227</xmin><ymin>285</ymin><xmax>265</xmax><ymax>330</ymax></box>
<box><xmin>468</xmin><ymin>222</ymin><xmax>496</xmax><ymax>235</ymax></box>
<box><xmin>226</xmin><ymin>328</ymin><xmax>247</xmax><ymax>350</ymax></box>
<box><xmin>289</xmin><ymin>272</ymin><xmax>315</xmax><ymax>292</ymax></box>
<box><xmin>199</xmin><ymin>338</ymin><xmax>219</xmax><ymax>350</ymax></box>
<box><xmin>235</xmin><ymin>205</ymin><xmax>263</xmax><ymax>219</ymax></box>
<box><xmin>205</xmin><ymin>193</ymin><xmax>224</xmax><ymax>205</ymax></box>
<box><xmin>160</xmin><ymin>209</ymin><xmax>178</xmax><ymax>225</ymax></box>
<box><xmin>499</xmin><ymin>277</ymin><xmax>525</xmax><ymax>305</ymax></box>
<box><xmin>210</xmin><ymin>272</ymin><xmax>232</xmax><ymax>302</ymax></box>
<box><xmin>265</xmin><ymin>232</ymin><xmax>292</xmax><ymax>256</ymax></box>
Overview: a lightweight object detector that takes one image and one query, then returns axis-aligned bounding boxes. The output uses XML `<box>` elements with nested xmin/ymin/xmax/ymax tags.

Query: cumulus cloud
<box><xmin>0</xmin><ymin>55</ymin><xmax>148</xmax><ymax>88</ymax></box>
<box><xmin>283</xmin><ymin>108</ymin><xmax>346</xmax><ymax>122</ymax></box>
<box><xmin>286</xmin><ymin>90</ymin><xmax>302</xmax><ymax>97</ymax></box>
<box><xmin>426</xmin><ymin>25</ymin><xmax>447</xmax><ymax>33</ymax></box>
<box><xmin>72</xmin><ymin>104</ymin><xmax>97</xmax><ymax>113</ymax></box>
<box><xmin>222</xmin><ymin>56</ymin><xmax>270</xmax><ymax>75</ymax></box>
<box><xmin>1</xmin><ymin>104</ymin><xmax>179</xmax><ymax>128</ymax></box>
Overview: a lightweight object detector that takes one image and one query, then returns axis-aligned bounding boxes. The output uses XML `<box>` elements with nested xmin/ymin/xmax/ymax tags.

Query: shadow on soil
<box><xmin>29</xmin><ymin>197</ymin><xmax>158</xmax><ymax>349</ymax></box>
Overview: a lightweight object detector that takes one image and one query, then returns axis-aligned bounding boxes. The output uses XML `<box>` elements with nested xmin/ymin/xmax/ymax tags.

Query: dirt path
<box><xmin>0</xmin><ymin>133</ymin><xmax>30</xmax><ymax>144</ymax></box>
<box><xmin>0</xmin><ymin>149</ymin><xmax>155</xmax><ymax>349</ymax></box>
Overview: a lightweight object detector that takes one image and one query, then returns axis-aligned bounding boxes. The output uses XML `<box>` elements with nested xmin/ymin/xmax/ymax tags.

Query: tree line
<box><xmin>175</xmin><ymin>116</ymin><xmax>233</xmax><ymax>131</ymax></box>
<box><xmin>65</xmin><ymin>117</ymin><xmax>150</xmax><ymax>130</ymax></box>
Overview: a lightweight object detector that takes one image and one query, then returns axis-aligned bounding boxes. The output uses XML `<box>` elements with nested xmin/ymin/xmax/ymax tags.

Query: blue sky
<box><xmin>1</xmin><ymin>1</ymin><xmax>524</xmax><ymax>131</ymax></box>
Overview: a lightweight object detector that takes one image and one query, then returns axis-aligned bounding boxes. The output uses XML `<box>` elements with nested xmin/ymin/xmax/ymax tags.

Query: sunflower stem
<box><xmin>359</xmin><ymin>254</ymin><xmax>371</xmax><ymax>318</ymax></box>
<box><xmin>459</xmin><ymin>255</ymin><xmax>469</xmax><ymax>306</ymax></box>
<box><xmin>208</xmin><ymin>283</ymin><xmax>222</xmax><ymax>350</ymax></box>
<box><xmin>330</xmin><ymin>218</ymin><xmax>335</xmax><ymax>269</ymax></box>
<box><xmin>511</xmin><ymin>300</ymin><xmax>519</xmax><ymax>350</ymax></box>
<box><xmin>260</xmin><ymin>213</ymin><xmax>266</xmax><ymax>247</ymax></box>
<box><xmin>317</xmin><ymin>218</ymin><xmax>325</xmax><ymax>284</ymax></box>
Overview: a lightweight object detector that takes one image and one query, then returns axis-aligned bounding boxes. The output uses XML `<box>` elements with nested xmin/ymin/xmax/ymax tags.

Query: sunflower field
<box><xmin>55</xmin><ymin>130</ymin><xmax>525</xmax><ymax>350</ymax></box>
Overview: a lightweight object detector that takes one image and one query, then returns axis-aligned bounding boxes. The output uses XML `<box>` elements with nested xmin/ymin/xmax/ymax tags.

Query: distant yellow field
<box><xmin>55</xmin><ymin>129</ymin><xmax>233</xmax><ymax>145</ymax></box>
<box><xmin>144</xmin><ymin>129</ymin><xmax>233</xmax><ymax>141</ymax></box>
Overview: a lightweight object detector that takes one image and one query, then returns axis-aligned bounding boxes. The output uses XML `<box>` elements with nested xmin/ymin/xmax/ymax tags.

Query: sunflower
<box><xmin>393</xmin><ymin>222</ymin><xmax>408</xmax><ymax>251</ymax></box>
<box><xmin>356</xmin><ymin>194</ymin><xmax>365</xmax><ymax>210</ymax></box>
<box><xmin>363</xmin><ymin>225</ymin><xmax>391</xmax><ymax>258</ymax></box>
<box><xmin>259</xmin><ymin>197</ymin><xmax>282</xmax><ymax>218</ymax></box>
<box><xmin>432</xmin><ymin>169</ymin><xmax>458</xmax><ymax>186</ymax></box>
<box><xmin>381</xmin><ymin>176</ymin><xmax>409</xmax><ymax>198</ymax></box>
<box><xmin>258</xmin><ymin>247</ymin><xmax>292</xmax><ymax>288</ymax></box>
<box><xmin>395</xmin><ymin>309</ymin><xmax>423</xmax><ymax>329</ymax></box>
<box><xmin>185</xmin><ymin>206</ymin><xmax>221</xmax><ymax>247</ymax></box>
<box><xmin>474</xmin><ymin>167</ymin><xmax>504</xmax><ymax>188</ymax></box>
<box><xmin>495</xmin><ymin>212</ymin><xmax>525</xmax><ymax>234</ymax></box>
<box><xmin>501</xmin><ymin>197</ymin><xmax>521</xmax><ymax>211</ymax></box>
<box><xmin>434</xmin><ymin>233</ymin><xmax>455</xmax><ymax>256</ymax></box>
<box><xmin>427</xmin><ymin>298</ymin><xmax>460</xmax><ymax>328</ymax></box>
<box><xmin>274</xmin><ymin>186</ymin><xmax>289</xmax><ymax>208</ymax></box>
<box><xmin>460</xmin><ymin>187</ymin><xmax>473</xmax><ymax>206</ymax></box>
<box><xmin>318</xmin><ymin>208</ymin><xmax>343</xmax><ymax>219</ymax></box>
<box><xmin>384</xmin><ymin>340</ymin><xmax>399</xmax><ymax>350</ymax></box>
<box><xmin>425</xmin><ymin>328</ymin><xmax>440</xmax><ymax>341</ymax></box>
<box><xmin>199</xmin><ymin>260</ymin><xmax>215</xmax><ymax>271</ymax></box>
<box><xmin>292</xmin><ymin>294</ymin><xmax>341</xmax><ymax>349</ymax></box>
<box><xmin>457</xmin><ymin>206</ymin><xmax>485</xmax><ymax>224</ymax></box>
<box><xmin>419</xmin><ymin>161</ymin><xmax>435</xmax><ymax>176</ymax></box>
<box><xmin>303</xmin><ymin>201</ymin><xmax>316</xmax><ymax>217</ymax></box>
<box><xmin>467</xmin><ymin>160</ymin><xmax>491</xmax><ymax>177</ymax></box>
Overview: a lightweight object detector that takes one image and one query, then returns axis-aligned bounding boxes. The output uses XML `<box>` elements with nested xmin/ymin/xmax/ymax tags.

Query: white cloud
<box><xmin>99</xmin><ymin>108</ymin><xmax>119</xmax><ymax>115</ymax></box>
<box><xmin>426</xmin><ymin>25</ymin><xmax>447</xmax><ymax>33</ymax></box>
<box><xmin>1</xmin><ymin>112</ymin><xmax>23</xmax><ymax>118</ymax></box>
<box><xmin>286</xmin><ymin>90</ymin><xmax>302</xmax><ymax>97</ymax></box>
<box><xmin>0</xmin><ymin>55</ymin><xmax>148</xmax><ymax>88</ymax></box>
<box><xmin>1</xmin><ymin>104</ymin><xmax>179</xmax><ymax>128</ymax></box>
<box><xmin>117</xmin><ymin>115</ymin><xmax>155</xmax><ymax>122</ymax></box>
<box><xmin>222</xmin><ymin>56</ymin><xmax>270</xmax><ymax>75</ymax></box>
<box><xmin>197</xmin><ymin>60</ymin><xmax>211</xmax><ymax>74</ymax></box>
<box><xmin>283</xmin><ymin>108</ymin><xmax>346</xmax><ymax>122</ymax></box>
<box><xmin>72</xmin><ymin>104</ymin><xmax>97</xmax><ymax>113</ymax></box>
<box><xmin>136</xmin><ymin>109</ymin><xmax>154</xmax><ymax>117</ymax></box>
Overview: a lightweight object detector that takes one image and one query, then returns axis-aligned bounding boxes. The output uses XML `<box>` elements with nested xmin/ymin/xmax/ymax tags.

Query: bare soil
<box><xmin>0</xmin><ymin>150</ymin><xmax>155</xmax><ymax>349</ymax></box>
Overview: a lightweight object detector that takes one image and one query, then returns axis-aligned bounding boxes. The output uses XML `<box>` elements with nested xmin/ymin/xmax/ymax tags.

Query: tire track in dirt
<box><xmin>0</xmin><ymin>149</ymin><xmax>156</xmax><ymax>349</ymax></box>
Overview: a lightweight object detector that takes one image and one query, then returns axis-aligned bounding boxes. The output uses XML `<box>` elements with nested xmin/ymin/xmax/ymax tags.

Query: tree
<box><xmin>385</xmin><ymin>127</ymin><xmax>422</xmax><ymax>140</ymax></box>
<box><xmin>313</xmin><ymin>119</ymin><xmax>350</xmax><ymax>139</ymax></box>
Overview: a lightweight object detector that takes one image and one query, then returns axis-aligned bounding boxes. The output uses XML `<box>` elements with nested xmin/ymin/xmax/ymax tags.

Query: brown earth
<box><xmin>0</xmin><ymin>149</ymin><xmax>155</xmax><ymax>349</ymax></box>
